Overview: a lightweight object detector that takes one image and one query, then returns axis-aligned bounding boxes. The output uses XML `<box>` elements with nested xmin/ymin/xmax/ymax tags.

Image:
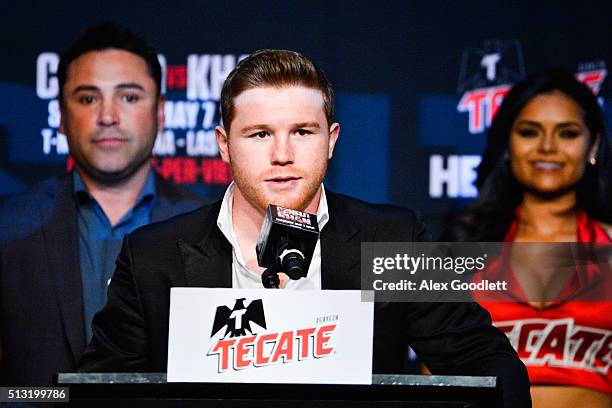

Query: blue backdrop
<box><xmin>1</xmin><ymin>0</ymin><xmax>611</xmax><ymax>237</ymax></box>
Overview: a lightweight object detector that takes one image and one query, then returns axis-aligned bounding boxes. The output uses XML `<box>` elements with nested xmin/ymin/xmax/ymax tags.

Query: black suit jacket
<box><xmin>0</xmin><ymin>172</ymin><xmax>208</xmax><ymax>386</ymax></box>
<box><xmin>79</xmin><ymin>191</ymin><xmax>530</xmax><ymax>407</ymax></box>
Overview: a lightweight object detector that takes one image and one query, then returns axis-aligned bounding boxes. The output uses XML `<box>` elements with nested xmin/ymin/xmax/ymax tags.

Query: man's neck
<box><xmin>231</xmin><ymin>187</ymin><xmax>322</xmax><ymax>241</ymax></box>
<box><xmin>230</xmin><ymin>186</ymin><xmax>322</xmax><ymax>274</ymax></box>
<box><xmin>77</xmin><ymin>163</ymin><xmax>152</xmax><ymax>226</ymax></box>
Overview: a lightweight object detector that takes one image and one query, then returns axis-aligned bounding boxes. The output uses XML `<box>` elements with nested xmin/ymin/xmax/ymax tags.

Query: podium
<box><xmin>56</xmin><ymin>373</ymin><xmax>502</xmax><ymax>407</ymax></box>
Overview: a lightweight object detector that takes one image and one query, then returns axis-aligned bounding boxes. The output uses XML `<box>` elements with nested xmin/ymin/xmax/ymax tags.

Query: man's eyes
<box><xmin>250</xmin><ymin>131</ymin><xmax>269</xmax><ymax>138</ymax></box>
<box><xmin>247</xmin><ymin>129</ymin><xmax>315</xmax><ymax>138</ymax></box>
<box><xmin>76</xmin><ymin>93</ymin><xmax>141</xmax><ymax>105</ymax></box>
<box><xmin>296</xmin><ymin>128</ymin><xmax>313</xmax><ymax>136</ymax></box>
<box><xmin>122</xmin><ymin>93</ymin><xmax>140</xmax><ymax>103</ymax></box>
<box><xmin>78</xmin><ymin>95</ymin><xmax>97</xmax><ymax>105</ymax></box>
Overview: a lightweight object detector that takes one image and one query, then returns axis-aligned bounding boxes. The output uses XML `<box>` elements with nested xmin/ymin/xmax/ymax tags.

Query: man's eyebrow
<box><xmin>294</xmin><ymin>122</ymin><xmax>320</xmax><ymax>129</ymax></box>
<box><xmin>71</xmin><ymin>85</ymin><xmax>99</xmax><ymax>94</ymax></box>
<box><xmin>70</xmin><ymin>83</ymin><xmax>146</xmax><ymax>94</ymax></box>
<box><xmin>240</xmin><ymin>124</ymin><xmax>271</xmax><ymax>133</ymax></box>
<box><xmin>116</xmin><ymin>83</ymin><xmax>146</xmax><ymax>91</ymax></box>
<box><xmin>239</xmin><ymin>122</ymin><xmax>322</xmax><ymax>133</ymax></box>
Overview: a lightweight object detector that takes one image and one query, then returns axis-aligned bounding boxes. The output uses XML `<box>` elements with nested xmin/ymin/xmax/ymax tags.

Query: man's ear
<box><xmin>327</xmin><ymin>122</ymin><xmax>340</xmax><ymax>159</ymax></box>
<box><xmin>156</xmin><ymin>94</ymin><xmax>166</xmax><ymax>131</ymax></box>
<box><xmin>216</xmin><ymin>126</ymin><xmax>230</xmax><ymax>163</ymax></box>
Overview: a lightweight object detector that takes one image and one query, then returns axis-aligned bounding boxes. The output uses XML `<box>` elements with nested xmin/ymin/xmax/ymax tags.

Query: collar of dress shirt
<box><xmin>216</xmin><ymin>182</ymin><xmax>329</xmax><ymax>266</ymax></box>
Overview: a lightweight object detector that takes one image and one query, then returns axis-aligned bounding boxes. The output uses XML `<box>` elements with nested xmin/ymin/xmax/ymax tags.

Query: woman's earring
<box><xmin>589</xmin><ymin>156</ymin><xmax>597</xmax><ymax>166</ymax></box>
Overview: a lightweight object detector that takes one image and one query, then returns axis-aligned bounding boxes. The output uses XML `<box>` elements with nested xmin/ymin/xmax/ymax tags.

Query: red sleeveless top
<box><xmin>476</xmin><ymin>211</ymin><xmax>611</xmax><ymax>394</ymax></box>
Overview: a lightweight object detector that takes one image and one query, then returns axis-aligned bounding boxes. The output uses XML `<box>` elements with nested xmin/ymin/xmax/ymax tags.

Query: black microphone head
<box><xmin>279</xmin><ymin>248</ymin><xmax>307</xmax><ymax>280</ymax></box>
<box><xmin>256</xmin><ymin>205</ymin><xmax>319</xmax><ymax>280</ymax></box>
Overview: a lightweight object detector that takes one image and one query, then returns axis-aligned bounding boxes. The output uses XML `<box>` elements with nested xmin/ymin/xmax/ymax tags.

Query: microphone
<box><xmin>256</xmin><ymin>205</ymin><xmax>319</xmax><ymax>288</ymax></box>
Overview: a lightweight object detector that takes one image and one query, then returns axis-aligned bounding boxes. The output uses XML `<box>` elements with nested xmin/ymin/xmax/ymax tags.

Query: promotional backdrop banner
<box><xmin>1</xmin><ymin>1</ymin><xmax>610</xmax><ymax>236</ymax></box>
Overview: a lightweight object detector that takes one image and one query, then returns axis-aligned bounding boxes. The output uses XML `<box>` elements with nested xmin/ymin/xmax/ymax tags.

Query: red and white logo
<box><xmin>496</xmin><ymin>318</ymin><xmax>611</xmax><ymax>374</ymax></box>
<box><xmin>456</xmin><ymin>40</ymin><xmax>525</xmax><ymax>135</ymax></box>
<box><xmin>207</xmin><ymin>298</ymin><xmax>337</xmax><ymax>373</ymax></box>
<box><xmin>576</xmin><ymin>68</ymin><xmax>607</xmax><ymax>96</ymax></box>
<box><xmin>457</xmin><ymin>84</ymin><xmax>512</xmax><ymax>134</ymax></box>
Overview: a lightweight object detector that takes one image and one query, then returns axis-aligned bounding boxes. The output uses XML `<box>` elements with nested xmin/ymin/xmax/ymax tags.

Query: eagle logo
<box><xmin>211</xmin><ymin>298</ymin><xmax>267</xmax><ymax>338</ymax></box>
<box><xmin>457</xmin><ymin>39</ymin><xmax>525</xmax><ymax>94</ymax></box>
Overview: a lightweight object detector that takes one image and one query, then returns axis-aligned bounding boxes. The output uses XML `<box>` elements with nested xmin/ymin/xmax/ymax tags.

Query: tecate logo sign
<box><xmin>207</xmin><ymin>298</ymin><xmax>337</xmax><ymax>372</ymax></box>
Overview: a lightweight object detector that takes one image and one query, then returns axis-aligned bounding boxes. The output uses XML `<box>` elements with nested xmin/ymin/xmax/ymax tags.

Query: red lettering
<box><xmin>296</xmin><ymin>327</ymin><xmax>316</xmax><ymax>360</ymax></box>
<box><xmin>535</xmin><ymin>323</ymin><xmax>568</xmax><ymax>363</ymax></box>
<box><xmin>487</xmin><ymin>85</ymin><xmax>511</xmax><ymax>125</ymax></box>
<box><xmin>315</xmin><ymin>324</ymin><xmax>336</xmax><ymax>357</ymax></box>
<box><xmin>153</xmin><ymin>158</ymin><xmax>232</xmax><ymax>185</ymax></box>
<box><xmin>570</xmin><ymin>330</ymin><xmax>606</xmax><ymax>365</ymax></box>
<box><xmin>156</xmin><ymin>158</ymin><xmax>182</xmax><ymax>182</ymax></box>
<box><xmin>492</xmin><ymin>319</ymin><xmax>611</xmax><ymax>373</ymax></box>
<box><xmin>457</xmin><ymin>89</ymin><xmax>488</xmax><ymax>134</ymax></box>
<box><xmin>255</xmin><ymin>333</ymin><xmax>278</xmax><ymax>366</ymax></box>
<box><xmin>458</xmin><ymin>85</ymin><xmax>511</xmax><ymax>134</ymax></box>
<box><xmin>271</xmin><ymin>331</ymin><xmax>294</xmax><ymax>363</ymax></box>
<box><xmin>592</xmin><ymin>335</ymin><xmax>611</xmax><ymax>372</ymax></box>
<box><xmin>576</xmin><ymin>70</ymin><xmax>607</xmax><ymax>95</ymax></box>
<box><xmin>201</xmin><ymin>158</ymin><xmax>232</xmax><ymax>184</ymax></box>
<box><xmin>167</xmin><ymin>65</ymin><xmax>187</xmax><ymax>90</ymax></box>
<box><xmin>181</xmin><ymin>158</ymin><xmax>199</xmax><ymax>184</ymax></box>
<box><xmin>234</xmin><ymin>335</ymin><xmax>255</xmax><ymax>369</ymax></box>
<box><xmin>517</xmin><ymin>322</ymin><xmax>547</xmax><ymax>360</ymax></box>
<box><xmin>209</xmin><ymin>338</ymin><xmax>236</xmax><ymax>372</ymax></box>
<box><xmin>209</xmin><ymin>326</ymin><xmax>337</xmax><ymax>372</ymax></box>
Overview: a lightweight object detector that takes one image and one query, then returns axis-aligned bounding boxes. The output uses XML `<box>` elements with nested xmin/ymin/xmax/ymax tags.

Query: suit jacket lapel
<box><xmin>176</xmin><ymin>191</ymin><xmax>366</xmax><ymax>290</ymax></box>
<box><xmin>39</xmin><ymin>175</ymin><xmax>85</xmax><ymax>364</ymax></box>
<box><xmin>178</xmin><ymin>201</ymin><xmax>232</xmax><ymax>288</ymax></box>
<box><xmin>321</xmin><ymin>192</ymin><xmax>362</xmax><ymax>290</ymax></box>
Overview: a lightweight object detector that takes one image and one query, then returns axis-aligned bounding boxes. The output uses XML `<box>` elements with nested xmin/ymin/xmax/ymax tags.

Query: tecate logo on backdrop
<box><xmin>428</xmin><ymin>41</ymin><xmax>607</xmax><ymax>199</ymax></box>
<box><xmin>35</xmin><ymin>52</ymin><xmax>248</xmax><ymax>185</ymax></box>
<box><xmin>207</xmin><ymin>298</ymin><xmax>337</xmax><ymax>373</ymax></box>
<box><xmin>456</xmin><ymin>39</ymin><xmax>525</xmax><ymax>135</ymax></box>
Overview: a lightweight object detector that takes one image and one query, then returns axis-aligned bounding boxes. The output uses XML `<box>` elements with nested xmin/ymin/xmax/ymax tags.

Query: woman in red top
<box><xmin>442</xmin><ymin>70</ymin><xmax>612</xmax><ymax>407</ymax></box>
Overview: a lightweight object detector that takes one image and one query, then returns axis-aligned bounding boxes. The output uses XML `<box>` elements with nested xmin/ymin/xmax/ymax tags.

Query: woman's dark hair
<box><xmin>441</xmin><ymin>69</ymin><xmax>612</xmax><ymax>241</ymax></box>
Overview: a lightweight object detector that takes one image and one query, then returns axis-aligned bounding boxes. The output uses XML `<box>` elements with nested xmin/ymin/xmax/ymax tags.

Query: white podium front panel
<box><xmin>168</xmin><ymin>288</ymin><xmax>373</xmax><ymax>384</ymax></box>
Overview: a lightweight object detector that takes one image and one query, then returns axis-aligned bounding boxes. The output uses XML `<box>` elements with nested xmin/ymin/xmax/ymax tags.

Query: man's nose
<box><xmin>271</xmin><ymin>134</ymin><xmax>294</xmax><ymax>165</ymax></box>
<box><xmin>97</xmin><ymin>98</ymin><xmax>119</xmax><ymax>126</ymax></box>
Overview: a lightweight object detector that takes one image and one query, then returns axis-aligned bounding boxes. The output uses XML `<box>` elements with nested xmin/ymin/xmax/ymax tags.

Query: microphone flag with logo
<box><xmin>256</xmin><ymin>204</ymin><xmax>319</xmax><ymax>284</ymax></box>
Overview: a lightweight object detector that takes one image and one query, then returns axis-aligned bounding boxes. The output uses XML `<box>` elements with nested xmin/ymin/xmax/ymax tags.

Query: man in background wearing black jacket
<box><xmin>0</xmin><ymin>24</ymin><xmax>207</xmax><ymax>387</ymax></box>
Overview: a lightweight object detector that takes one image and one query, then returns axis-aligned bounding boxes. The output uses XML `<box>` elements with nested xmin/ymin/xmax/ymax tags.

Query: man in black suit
<box><xmin>0</xmin><ymin>24</ymin><xmax>208</xmax><ymax>386</ymax></box>
<box><xmin>79</xmin><ymin>49</ymin><xmax>530</xmax><ymax>407</ymax></box>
